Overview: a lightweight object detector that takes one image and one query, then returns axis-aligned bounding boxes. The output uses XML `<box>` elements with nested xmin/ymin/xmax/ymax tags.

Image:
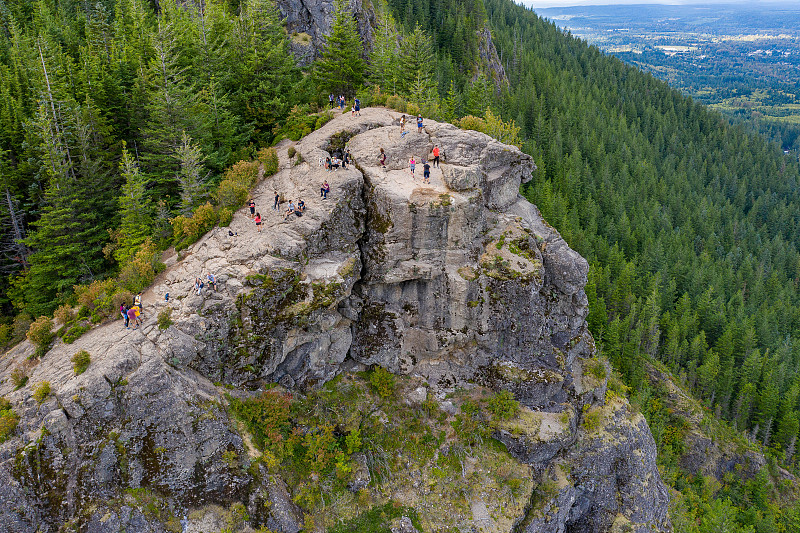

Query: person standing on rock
<box><xmin>134</xmin><ymin>292</ymin><xmax>143</xmax><ymax>318</ymax></box>
<box><xmin>432</xmin><ymin>145</ymin><xmax>440</xmax><ymax>168</ymax></box>
<box><xmin>121</xmin><ymin>302</ymin><xmax>129</xmax><ymax>328</ymax></box>
<box><xmin>254</xmin><ymin>212</ymin><xmax>262</xmax><ymax>232</ymax></box>
<box><xmin>400</xmin><ymin>115</ymin><xmax>406</xmax><ymax>136</ymax></box>
<box><xmin>249</xmin><ymin>198</ymin><xmax>256</xmax><ymax>218</ymax></box>
<box><xmin>423</xmin><ymin>160</ymin><xmax>431</xmax><ymax>184</ymax></box>
<box><xmin>329</xmin><ymin>94</ymin><xmax>335</xmax><ymax>108</ymax></box>
<box><xmin>127</xmin><ymin>306</ymin><xmax>139</xmax><ymax>330</ymax></box>
<box><xmin>354</xmin><ymin>98</ymin><xmax>361</xmax><ymax>116</ymax></box>
<box><xmin>409</xmin><ymin>157</ymin><xmax>416</xmax><ymax>177</ymax></box>
<box><xmin>379</xmin><ymin>148</ymin><xmax>387</xmax><ymax>169</ymax></box>
<box><xmin>417</xmin><ymin>114</ymin><xmax>423</xmax><ymax>133</ymax></box>
<box><xmin>273</xmin><ymin>192</ymin><xmax>280</xmax><ymax>211</ymax></box>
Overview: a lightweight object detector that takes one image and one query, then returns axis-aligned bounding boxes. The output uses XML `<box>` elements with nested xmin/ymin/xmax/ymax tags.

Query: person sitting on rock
<box><xmin>284</xmin><ymin>200</ymin><xmax>295</xmax><ymax>220</ymax></box>
<box><xmin>379</xmin><ymin>148</ymin><xmax>387</xmax><ymax>169</ymax></box>
<box><xmin>321</xmin><ymin>181</ymin><xmax>330</xmax><ymax>199</ymax></box>
<box><xmin>207</xmin><ymin>273</ymin><xmax>217</xmax><ymax>291</ymax></box>
<box><xmin>297</xmin><ymin>199</ymin><xmax>305</xmax><ymax>213</ymax></box>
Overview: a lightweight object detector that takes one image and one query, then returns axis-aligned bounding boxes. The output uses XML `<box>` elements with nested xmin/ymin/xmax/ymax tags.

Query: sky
<box><xmin>520</xmin><ymin>0</ymin><xmax>793</xmax><ymax>8</ymax></box>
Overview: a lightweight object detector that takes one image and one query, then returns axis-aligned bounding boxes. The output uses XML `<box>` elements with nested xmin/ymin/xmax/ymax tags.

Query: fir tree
<box><xmin>398</xmin><ymin>24</ymin><xmax>436</xmax><ymax>103</ymax></box>
<box><xmin>312</xmin><ymin>0</ymin><xmax>365</xmax><ymax>96</ymax></box>
<box><xmin>115</xmin><ymin>142</ymin><xmax>152</xmax><ymax>263</ymax></box>
<box><xmin>175</xmin><ymin>131</ymin><xmax>206</xmax><ymax>214</ymax></box>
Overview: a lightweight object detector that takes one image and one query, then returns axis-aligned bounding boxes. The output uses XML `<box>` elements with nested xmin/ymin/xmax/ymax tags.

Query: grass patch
<box><xmin>328</xmin><ymin>502</ymin><xmax>422</xmax><ymax>533</ymax></box>
<box><xmin>33</xmin><ymin>381</ymin><xmax>51</xmax><ymax>404</ymax></box>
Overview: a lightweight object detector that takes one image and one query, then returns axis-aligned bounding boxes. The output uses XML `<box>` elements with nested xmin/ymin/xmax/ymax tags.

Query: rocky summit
<box><xmin>0</xmin><ymin>108</ymin><xmax>670</xmax><ymax>532</ymax></box>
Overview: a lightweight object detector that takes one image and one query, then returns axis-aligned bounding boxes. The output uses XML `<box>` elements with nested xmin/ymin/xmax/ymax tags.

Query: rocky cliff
<box><xmin>0</xmin><ymin>108</ymin><xmax>670</xmax><ymax>532</ymax></box>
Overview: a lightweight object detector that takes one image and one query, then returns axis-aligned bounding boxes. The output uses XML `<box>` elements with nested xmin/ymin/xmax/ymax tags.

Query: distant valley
<box><xmin>536</xmin><ymin>3</ymin><xmax>800</xmax><ymax>151</ymax></box>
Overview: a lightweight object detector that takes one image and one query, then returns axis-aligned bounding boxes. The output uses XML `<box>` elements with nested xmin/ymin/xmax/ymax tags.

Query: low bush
<box><xmin>217</xmin><ymin>207</ymin><xmax>233</xmax><ymax>227</ymax></box>
<box><xmin>287</xmin><ymin>146</ymin><xmax>296</xmax><ymax>159</ymax></box>
<box><xmin>368</xmin><ymin>366</ymin><xmax>395</xmax><ymax>399</ymax></box>
<box><xmin>53</xmin><ymin>304</ymin><xmax>74</xmax><ymax>325</ymax></box>
<box><xmin>33</xmin><ymin>381</ymin><xmax>51</xmax><ymax>404</ymax></box>
<box><xmin>11</xmin><ymin>366</ymin><xmax>28</xmax><ymax>390</ymax></box>
<box><xmin>0</xmin><ymin>401</ymin><xmax>19</xmax><ymax>443</ymax></box>
<box><xmin>486</xmin><ymin>390</ymin><xmax>520</xmax><ymax>421</ymax></box>
<box><xmin>26</xmin><ymin>316</ymin><xmax>53</xmax><ymax>358</ymax></box>
<box><xmin>172</xmin><ymin>202</ymin><xmax>219</xmax><ymax>249</ymax></box>
<box><xmin>258</xmin><ymin>147</ymin><xmax>279</xmax><ymax>176</ymax></box>
<box><xmin>386</xmin><ymin>94</ymin><xmax>407</xmax><ymax>113</ymax></box>
<box><xmin>228</xmin><ymin>389</ymin><xmax>292</xmax><ymax>451</ymax></box>
<box><xmin>63</xmin><ymin>324</ymin><xmax>90</xmax><ymax>344</ymax></box>
<box><xmin>72</xmin><ymin>350</ymin><xmax>91</xmax><ymax>375</ymax></box>
<box><xmin>157</xmin><ymin>308</ymin><xmax>173</xmax><ymax>330</ymax></box>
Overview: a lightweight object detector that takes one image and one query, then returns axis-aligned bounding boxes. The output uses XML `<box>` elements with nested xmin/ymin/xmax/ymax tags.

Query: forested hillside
<box><xmin>3</xmin><ymin>0</ymin><xmax>800</xmax><ymax>528</ymax></box>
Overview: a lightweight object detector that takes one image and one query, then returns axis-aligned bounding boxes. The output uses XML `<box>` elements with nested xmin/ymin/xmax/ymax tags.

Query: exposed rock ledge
<box><xmin>0</xmin><ymin>108</ymin><xmax>670</xmax><ymax>532</ymax></box>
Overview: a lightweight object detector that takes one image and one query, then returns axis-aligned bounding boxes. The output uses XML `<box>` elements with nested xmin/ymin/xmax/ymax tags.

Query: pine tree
<box><xmin>369</xmin><ymin>10</ymin><xmax>400</xmax><ymax>93</ymax></box>
<box><xmin>398</xmin><ymin>24</ymin><xmax>437</xmax><ymax>103</ymax></box>
<box><xmin>115</xmin><ymin>142</ymin><xmax>152</xmax><ymax>263</ymax></box>
<box><xmin>312</xmin><ymin>0</ymin><xmax>365</xmax><ymax>96</ymax></box>
<box><xmin>175</xmin><ymin>131</ymin><xmax>206</xmax><ymax>214</ymax></box>
<box><xmin>230</xmin><ymin>0</ymin><xmax>300</xmax><ymax>144</ymax></box>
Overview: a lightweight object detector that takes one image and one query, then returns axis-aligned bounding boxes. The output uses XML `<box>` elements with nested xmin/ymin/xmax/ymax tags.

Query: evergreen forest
<box><xmin>2</xmin><ymin>0</ymin><xmax>800</xmax><ymax>528</ymax></box>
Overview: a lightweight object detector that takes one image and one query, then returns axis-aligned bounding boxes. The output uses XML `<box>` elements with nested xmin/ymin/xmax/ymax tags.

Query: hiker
<box><xmin>379</xmin><ymin>148</ymin><xmax>387</xmax><ymax>169</ymax></box>
<box><xmin>329</xmin><ymin>94</ymin><xmax>335</xmax><ymax>108</ymax></box>
<box><xmin>249</xmin><ymin>198</ymin><xmax>256</xmax><ymax>218</ymax></box>
<box><xmin>207</xmin><ymin>273</ymin><xmax>217</xmax><ymax>291</ymax></box>
<box><xmin>254</xmin><ymin>212</ymin><xmax>262</xmax><ymax>232</ymax></box>
<box><xmin>331</xmin><ymin>157</ymin><xmax>341</xmax><ymax>170</ymax></box>
<box><xmin>297</xmin><ymin>198</ymin><xmax>305</xmax><ymax>212</ymax></box>
<box><xmin>228</xmin><ymin>229</ymin><xmax>239</xmax><ymax>237</ymax></box>
<box><xmin>432</xmin><ymin>145</ymin><xmax>440</xmax><ymax>168</ymax></box>
<box><xmin>127</xmin><ymin>306</ymin><xmax>139</xmax><ymax>330</ymax></box>
<box><xmin>121</xmin><ymin>303</ymin><xmax>129</xmax><ymax>328</ymax></box>
<box><xmin>273</xmin><ymin>191</ymin><xmax>280</xmax><ymax>210</ymax></box>
<box><xmin>339</xmin><ymin>95</ymin><xmax>345</xmax><ymax>111</ymax></box>
<box><xmin>400</xmin><ymin>115</ymin><xmax>406</xmax><ymax>135</ymax></box>
<box><xmin>321</xmin><ymin>180</ymin><xmax>330</xmax><ymax>199</ymax></box>
<box><xmin>354</xmin><ymin>97</ymin><xmax>361</xmax><ymax>116</ymax></box>
<box><xmin>409</xmin><ymin>157</ymin><xmax>416</xmax><ymax>177</ymax></box>
<box><xmin>423</xmin><ymin>160</ymin><xmax>431</xmax><ymax>184</ymax></box>
<box><xmin>325</xmin><ymin>156</ymin><xmax>332</xmax><ymax>171</ymax></box>
<box><xmin>343</xmin><ymin>149</ymin><xmax>351</xmax><ymax>169</ymax></box>
<box><xmin>284</xmin><ymin>200</ymin><xmax>295</xmax><ymax>221</ymax></box>
<box><xmin>133</xmin><ymin>292</ymin><xmax>143</xmax><ymax>318</ymax></box>
<box><xmin>417</xmin><ymin>114</ymin><xmax>423</xmax><ymax>132</ymax></box>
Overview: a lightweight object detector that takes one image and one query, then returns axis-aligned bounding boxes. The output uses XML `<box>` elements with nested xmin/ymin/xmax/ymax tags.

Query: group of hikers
<box><xmin>194</xmin><ymin>273</ymin><xmax>217</xmax><ymax>295</ymax></box>
<box><xmin>119</xmin><ymin>292</ymin><xmax>144</xmax><ymax>329</ymax></box>
<box><xmin>329</xmin><ymin>94</ymin><xmax>361</xmax><ymax>116</ymax></box>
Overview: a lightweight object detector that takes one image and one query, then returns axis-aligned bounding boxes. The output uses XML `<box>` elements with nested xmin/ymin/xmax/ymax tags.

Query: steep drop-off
<box><xmin>0</xmin><ymin>109</ymin><xmax>669</xmax><ymax>532</ymax></box>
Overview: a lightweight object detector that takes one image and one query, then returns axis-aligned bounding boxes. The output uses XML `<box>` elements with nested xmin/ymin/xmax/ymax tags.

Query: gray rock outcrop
<box><xmin>0</xmin><ymin>108</ymin><xmax>669</xmax><ymax>532</ymax></box>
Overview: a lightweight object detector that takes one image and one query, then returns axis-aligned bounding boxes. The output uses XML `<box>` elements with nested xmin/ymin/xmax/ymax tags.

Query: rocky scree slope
<box><xmin>0</xmin><ymin>108</ymin><xmax>670</xmax><ymax>532</ymax></box>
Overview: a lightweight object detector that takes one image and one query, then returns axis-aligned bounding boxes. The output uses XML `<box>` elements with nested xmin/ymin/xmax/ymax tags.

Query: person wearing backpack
<box><xmin>354</xmin><ymin>98</ymin><xmax>361</xmax><ymax>116</ymax></box>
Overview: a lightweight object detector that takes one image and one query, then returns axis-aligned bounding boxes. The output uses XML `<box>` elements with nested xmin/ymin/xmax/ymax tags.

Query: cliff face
<box><xmin>0</xmin><ymin>108</ymin><xmax>669</xmax><ymax>532</ymax></box>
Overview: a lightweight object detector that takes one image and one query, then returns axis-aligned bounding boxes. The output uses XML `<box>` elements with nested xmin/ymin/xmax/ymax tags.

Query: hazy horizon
<box><xmin>522</xmin><ymin>0</ymin><xmax>789</xmax><ymax>8</ymax></box>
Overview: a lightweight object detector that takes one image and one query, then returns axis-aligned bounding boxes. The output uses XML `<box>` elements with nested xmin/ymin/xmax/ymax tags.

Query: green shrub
<box><xmin>314</xmin><ymin>110</ymin><xmax>335</xmax><ymax>130</ymax></box>
<box><xmin>0</xmin><ymin>403</ymin><xmax>19</xmax><ymax>443</ymax></box>
<box><xmin>11</xmin><ymin>366</ymin><xmax>27</xmax><ymax>390</ymax></box>
<box><xmin>287</xmin><ymin>146</ymin><xmax>296</xmax><ymax>159</ymax></box>
<box><xmin>26</xmin><ymin>316</ymin><xmax>53</xmax><ymax>357</ymax></box>
<box><xmin>53</xmin><ymin>304</ymin><xmax>74</xmax><ymax>325</ymax></box>
<box><xmin>116</xmin><ymin>239</ymin><xmax>164</xmax><ymax>294</ymax></box>
<box><xmin>227</xmin><ymin>389</ymin><xmax>292</xmax><ymax>451</ymax></box>
<box><xmin>258</xmin><ymin>147</ymin><xmax>279</xmax><ymax>176</ymax></box>
<box><xmin>217</xmin><ymin>207</ymin><xmax>233</xmax><ymax>227</ymax></box>
<box><xmin>386</xmin><ymin>94</ymin><xmax>407</xmax><ymax>113</ymax></box>
<box><xmin>486</xmin><ymin>390</ymin><xmax>520</xmax><ymax>421</ymax></box>
<box><xmin>157</xmin><ymin>308</ymin><xmax>173</xmax><ymax>330</ymax></box>
<box><xmin>582</xmin><ymin>408</ymin><xmax>602</xmax><ymax>432</ymax></box>
<box><xmin>33</xmin><ymin>381</ymin><xmax>51</xmax><ymax>404</ymax></box>
<box><xmin>214</xmin><ymin>180</ymin><xmax>249</xmax><ymax>211</ymax></box>
<box><xmin>63</xmin><ymin>324</ymin><xmax>90</xmax><ymax>344</ymax></box>
<box><xmin>368</xmin><ymin>366</ymin><xmax>395</xmax><ymax>399</ymax></box>
<box><xmin>171</xmin><ymin>202</ymin><xmax>219</xmax><ymax>248</ymax></box>
<box><xmin>585</xmin><ymin>358</ymin><xmax>607</xmax><ymax>381</ymax></box>
<box><xmin>72</xmin><ymin>350</ymin><xmax>91</xmax><ymax>375</ymax></box>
